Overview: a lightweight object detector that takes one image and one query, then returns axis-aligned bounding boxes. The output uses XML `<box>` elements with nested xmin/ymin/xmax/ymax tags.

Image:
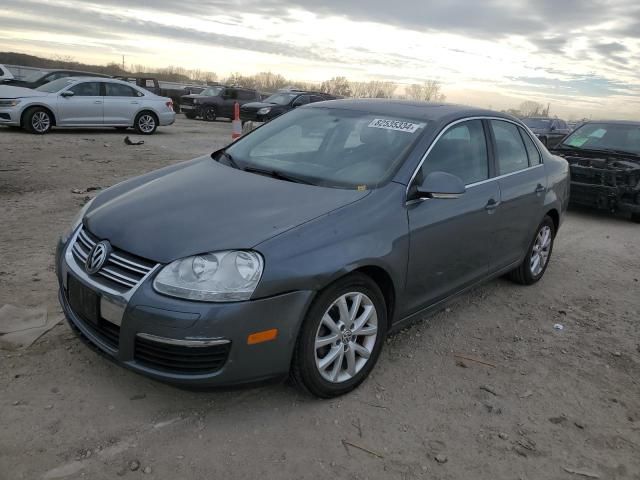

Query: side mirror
<box><xmin>60</xmin><ymin>90</ymin><xmax>75</xmax><ymax>98</ymax></box>
<box><xmin>414</xmin><ymin>171</ymin><xmax>466</xmax><ymax>199</ymax></box>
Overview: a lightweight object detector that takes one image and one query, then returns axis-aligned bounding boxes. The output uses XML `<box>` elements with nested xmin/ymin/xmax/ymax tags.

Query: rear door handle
<box><xmin>485</xmin><ymin>198</ymin><xmax>500</xmax><ymax>212</ymax></box>
<box><xmin>130</xmin><ymin>101</ymin><xmax>139</xmax><ymax>104</ymax></box>
<box><xmin>94</xmin><ymin>100</ymin><xmax>102</xmax><ymax>104</ymax></box>
<box><xmin>535</xmin><ymin>184</ymin><xmax>546</xmax><ymax>194</ymax></box>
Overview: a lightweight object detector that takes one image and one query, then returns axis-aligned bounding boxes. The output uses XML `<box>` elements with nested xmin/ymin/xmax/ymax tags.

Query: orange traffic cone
<box><xmin>231</xmin><ymin>102</ymin><xmax>242</xmax><ymax>140</ymax></box>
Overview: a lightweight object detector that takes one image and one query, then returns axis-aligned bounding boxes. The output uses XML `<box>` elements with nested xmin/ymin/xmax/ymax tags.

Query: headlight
<box><xmin>193</xmin><ymin>99</ymin><xmax>199</xmax><ymax>104</ymax></box>
<box><xmin>61</xmin><ymin>197</ymin><xmax>95</xmax><ymax>243</ymax></box>
<box><xmin>257</xmin><ymin>107</ymin><xmax>271</xmax><ymax>115</ymax></box>
<box><xmin>153</xmin><ymin>250</ymin><xmax>264</xmax><ymax>302</ymax></box>
<box><xmin>0</xmin><ymin>99</ymin><xmax>20</xmax><ymax>107</ymax></box>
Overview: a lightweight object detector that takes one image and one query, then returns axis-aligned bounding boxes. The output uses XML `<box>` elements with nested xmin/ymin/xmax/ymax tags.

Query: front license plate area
<box><xmin>68</xmin><ymin>275</ymin><xmax>100</xmax><ymax>326</ymax></box>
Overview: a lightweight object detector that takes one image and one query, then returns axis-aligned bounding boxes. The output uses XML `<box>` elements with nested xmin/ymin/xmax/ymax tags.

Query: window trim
<box><xmin>405</xmin><ymin>116</ymin><xmax>543</xmax><ymax>201</ymax></box>
<box><xmin>488</xmin><ymin>119</ymin><xmax>533</xmax><ymax>176</ymax></box>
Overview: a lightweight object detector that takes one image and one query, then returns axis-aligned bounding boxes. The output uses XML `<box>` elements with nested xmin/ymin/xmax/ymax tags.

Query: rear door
<box><xmin>488</xmin><ymin>120</ymin><xmax>546</xmax><ymax>271</ymax></box>
<box><xmin>405</xmin><ymin>119</ymin><xmax>500</xmax><ymax>313</ymax></box>
<box><xmin>57</xmin><ymin>81</ymin><xmax>104</xmax><ymax>125</ymax></box>
<box><xmin>221</xmin><ymin>88</ymin><xmax>239</xmax><ymax>117</ymax></box>
<box><xmin>103</xmin><ymin>83</ymin><xmax>144</xmax><ymax>125</ymax></box>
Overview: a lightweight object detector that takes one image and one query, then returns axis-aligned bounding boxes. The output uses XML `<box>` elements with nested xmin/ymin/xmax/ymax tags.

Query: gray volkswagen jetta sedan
<box><xmin>56</xmin><ymin>100</ymin><xmax>569</xmax><ymax>397</ymax></box>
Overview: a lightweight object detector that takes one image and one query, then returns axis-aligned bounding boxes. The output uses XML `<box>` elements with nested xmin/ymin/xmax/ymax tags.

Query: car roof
<box><xmin>306</xmin><ymin>99</ymin><xmax>519</xmax><ymax>123</ymax></box>
<box><xmin>581</xmin><ymin>120</ymin><xmax>640</xmax><ymax>126</ymax></box>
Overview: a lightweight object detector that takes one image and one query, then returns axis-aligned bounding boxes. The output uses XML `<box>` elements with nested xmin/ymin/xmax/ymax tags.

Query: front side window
<box><xmin>238</xmin><ymin>90</ymin><xmax>255</xmax><ymax>100</ymax></box>
<box><xmin>491</xmin><ymin>120</ymin><xmax>529</xmax><ymax>175</ymax></box>
<box><xmin>420</xmin><ymin>120</ymin><xmax>489</xmax><ymax>185</ymax></box>
<box><xmin>225</xmin><ymin>107</ymin><xmax>427</xmax><ymax>188</ymax></box>
<box><xmin>105</xmin><ymin>83</ymin><xmax>140</xmax><ymax>97</ymax></box>
<box><xmin>68</xmin><ymin>82</ymin><xmax>102</xmax><ymax>96</ymax></box>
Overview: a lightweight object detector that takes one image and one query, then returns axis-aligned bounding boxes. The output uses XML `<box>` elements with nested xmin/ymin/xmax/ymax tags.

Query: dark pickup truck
<box><xmin>180</xmin><ymin>85</ymin><xmax>260</xmax><ymax>121</ymax></box>
<box><xmin>116</xmin><ymin>77</ymin><xmax>206</xmax><ymax>111</ymax></box>
<box><xmin>552</xmin><ymin>120</ymin><xmax>640</xmax><ymax>222</ymax></box>
<box><xmin>240</xmin><ymin>90</ymin><xmax>337</xmax><ymax>122</ymax></box>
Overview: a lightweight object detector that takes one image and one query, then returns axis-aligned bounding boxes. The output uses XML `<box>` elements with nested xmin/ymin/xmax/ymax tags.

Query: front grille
<box><xmin>134</xmin><ymin>337</ymin><xmax>231</xmax><ymax>374</ymax></box>
<box><xmin>71</xmin><ymin>227</ymin><xmax>156</xmax><ymax>292</ymax></box>
<box><xmin>181</xmin><ymin>97</ymin><xmax>195</xmax><ymax>106</ymax></box>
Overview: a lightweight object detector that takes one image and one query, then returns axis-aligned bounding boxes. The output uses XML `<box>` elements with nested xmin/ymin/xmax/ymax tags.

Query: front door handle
<box><xmin>535</xmin><ymin>184</ymin><xmax>546</xmax><ymax>194</ymax></box>
<box><xmin>130</xmin><ymin>101</ymin><xmax>139</xmax><ymax>104</ymax></box>
<box><xmin>94</xmin><ymin>100</ymin><xmax>102</xmax><ymax>104</ymax></box>
<box><xmin>485</xmin><ymin>198</ymin><xmax>500</xmax><ymax>213</ymax></box>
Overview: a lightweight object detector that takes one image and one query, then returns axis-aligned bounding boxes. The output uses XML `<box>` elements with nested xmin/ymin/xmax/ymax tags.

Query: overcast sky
<box><xmin>1</xmin><ymin>0</ymin><xmax>639</xmax><ymax>119</ymax></box>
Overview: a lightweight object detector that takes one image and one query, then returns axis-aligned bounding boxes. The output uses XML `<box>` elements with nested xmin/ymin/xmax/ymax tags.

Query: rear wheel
<box><xmin>203</xmin><ymin>106</ymin><xmax>217</xmax><ymax>122</ymax></box>
<box><xmin>24</xmin><ymin>107</ymin><xmax>53</xmax><ymax>134</ymax></box>
<box><xmin>631</xmin><ymin>213</ymin><xmax>640</xmax><ymax>223</ymax></box>
<box><xmin>134</xmin><ymin>111</ymin><xmax>158</xmax><ymax>135</ymax></box>
<box><xmin>291</xmin><ymin>273</ymin><xmax>387</xmax><ymax>398</ymax></box>
<box><xmin>507</xmin><ymin>215</ymin><xmax>555</xmax><ymax>285</ymax></box>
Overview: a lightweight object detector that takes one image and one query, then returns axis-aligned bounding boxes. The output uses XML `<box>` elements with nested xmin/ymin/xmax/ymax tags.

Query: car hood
<box><xmin>84</xmin><ymin>156</ymin><xmax>369</xmax><ymax>263</ymax></box>
<box><xmin>241</xmin><ymin>102</ymin><xmax>278</xmax><ymax>110</ymax></box>
<box><xmin>0</xmin><ymin>85</ymin><xmax>49</xmax><ymax>99</ymax></box>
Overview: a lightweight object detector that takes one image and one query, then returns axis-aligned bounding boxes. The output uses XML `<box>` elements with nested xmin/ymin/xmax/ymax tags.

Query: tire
<box><xmin>631</xmin><ymin>213</ymin><xmax>640</xmax><ymax>223</ymax></box>
<box><xmin>134</xmin><ymin>111</ymin><xmax>158</xmax><ymax>135</ymax></box>
<box><xmin>291</xmin><ymin>273</ymin><xmax>387</xmax><ymax>398</ymax></box>
<box><xmin>185</xmin><ymin>112</ymin><xmax>197</xmax><ymax>119</ymax></box>
<box><xmin>203</xmin><ymin>106</ymin><xmax>217</xmax><ymax>122</ymax></box>
<box><xmin>507</xmin><ymin>215</ymin><xmax>555</xmax><ymax>285</ymax></box>
<box><xmin>24</xmin><ymin>107</ymin><xmax>53</xmax><ymax>134</ymax></box>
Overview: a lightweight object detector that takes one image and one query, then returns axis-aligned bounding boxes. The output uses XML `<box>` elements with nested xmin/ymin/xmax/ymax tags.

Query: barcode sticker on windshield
<box><xmin>368</xmin><ymin>118</ymin><xmax>425</xmax><ymax>133</ymax></box>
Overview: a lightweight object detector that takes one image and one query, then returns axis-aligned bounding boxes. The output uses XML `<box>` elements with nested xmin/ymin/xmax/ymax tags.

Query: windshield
<box><xmin>224</xmin><ymin>107</ymin><xmax>428</xmax><ymax>188</ymax></box>
<box><xmin>201</xmin><ymin>86</ymin><xmax>223</xmax><ymax>96</ymax></box>
<box><xmin>35</xmin><ymin>78</ymin><xmax>76</xmax><ymax>93</ymax></box>
<box><xmin>6</xmin><ymin>66</ymin><xmax>46</xmax><ymax>82</ymax></box>
<box><xmin>523</xmin><ymin>118</ymin><xmax>552</xmax><ymax>129</ymax></box>
<box><xmin>561</xmin><ymin>122</ymin><xmax>640</xmax><ymax>156</ymax></box>
<box><xmin>264</xmin><ymin>93</ymin><xmax>297</xmax><ymax>105</ymax></box>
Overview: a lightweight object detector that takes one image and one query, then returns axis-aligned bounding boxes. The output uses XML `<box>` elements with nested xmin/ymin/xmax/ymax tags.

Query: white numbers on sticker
<box><xmin>368</xmin><ymin>118</ymin><xmax>425</xmax><ymax>133</ymax></box>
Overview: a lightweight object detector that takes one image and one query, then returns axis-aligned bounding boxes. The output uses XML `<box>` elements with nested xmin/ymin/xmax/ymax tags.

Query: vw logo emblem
<box><xmin>85</xmin><ymin>241</ymin><xmax>111</xmax><ymax>275</ymax></box>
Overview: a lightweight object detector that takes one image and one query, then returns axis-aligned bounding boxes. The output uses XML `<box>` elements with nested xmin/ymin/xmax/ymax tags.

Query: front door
<box><xmin>405</xmin><ymin>119</ymin><xmax>499</xmax><ymax>313</ymax></box>
<box><xmin>488</xmin><ymin>120</ymin><xmax>547</xmax><ymax>270</ymax></box>
<box><xmin>103</xmin><ymin>82</ymin><xmax>143</xmax><ymax>125</ymax></box>
<box><xmin>57</xmin><ymin>81</ymin><xmax>104</xmax><ymax>125</ymax></box>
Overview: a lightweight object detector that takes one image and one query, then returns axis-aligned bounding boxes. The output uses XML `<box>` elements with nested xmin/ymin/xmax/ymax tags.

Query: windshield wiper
<box><xmin>212</xmin><ymin>149</ymin><xmax>241</xmax><ymax>169</ymax></box>
<box><xmin>243</xmin><ymin>166</ymin><xmax>314</xmax><ymax>185</ymax></box>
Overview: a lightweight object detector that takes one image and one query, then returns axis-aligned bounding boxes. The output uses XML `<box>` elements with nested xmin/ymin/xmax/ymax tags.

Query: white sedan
<box><xmin>0</xmin><ymin>77</ymin><xmax>175</xmax><ymax>134</ymax></box>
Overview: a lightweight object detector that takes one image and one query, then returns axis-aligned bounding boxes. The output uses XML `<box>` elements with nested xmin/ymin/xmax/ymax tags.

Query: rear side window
<box><xmin>421</xmin><ymin>120</ymin><xmax>489</xmax><ymax>185</ymax></box>
<box><xmin>105</xmin><ymin>83</ymin><xmax>140</xmax><ymax>97</ymax></box>
<box><xmin>225</xmin><ymin>89</ymin><xmax>239</xmax><ymax>99</ymax></box>
<box><xmin>310</xmin><ymin>95</ymin><xmax>326</xmax><ymax>103</ymax></box>
<box><xmin>519</xmin><ymin>128</ymin><xmax>541</xmax><ymax>165</ymax></box>
<box><xmin>69</xmin><ymin>82</ymin><xmax>101</xmax><ymax>96</ymax></box>
<box><xmin>491</xmin><ymin>120</ymin><xmax>529</xmax><ymax>175</ymax></box>
<box><xmin>293</xmin><ymin>95</ymin><xmax>311</xmax><ymax>106</ymax></box>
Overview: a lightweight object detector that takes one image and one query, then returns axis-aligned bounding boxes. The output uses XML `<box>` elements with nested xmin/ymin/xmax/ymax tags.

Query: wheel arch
<box><xmin>20</xmin><ymin>104</ymin><xmax>57</xmax><ymax>127</ymax></box>
<box><xmin>545</xmin><ymin>208</ymin><xmax>560</xmax><ymax>233</ymax></box>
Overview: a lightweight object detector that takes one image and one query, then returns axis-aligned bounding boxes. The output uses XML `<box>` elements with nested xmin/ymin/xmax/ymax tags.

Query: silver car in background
<box><xmin>0</xmin><ymin>77</ymin><xmax>175</xmax><ymax>134</ymax></box>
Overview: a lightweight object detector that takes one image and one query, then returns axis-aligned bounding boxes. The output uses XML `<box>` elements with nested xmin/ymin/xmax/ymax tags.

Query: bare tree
<box><xmin>351</xmin><ymin>80</ymin><xmax>397</xmax><ymax>98</ymax></box>
<box><xmin>320</xmin><ymin>76</ymin><xmax>352</xmax><ymax>97</ymax></box>
<box><xmin>405</xmin><ymin>80</ymin><xmax>446</xmax><ymax>102</ymax></box>
<box><xmin>519</xmin><ymin>101</ymin><xmax>546</xmax><ymax>117</ymax></box>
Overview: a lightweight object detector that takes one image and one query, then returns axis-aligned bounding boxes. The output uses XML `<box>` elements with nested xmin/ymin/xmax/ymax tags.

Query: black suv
<box><xmin>240</xmin><ymin>90</ymin><xmax>337</xmax><ymax>122</ymax></box>
<box><xmin>180</xmin><ymin>85</ymin><xmax>260</xmax><ymax>121</ymax></box>
<box><xmin>522</xmin><ymin>117</ymin><xmax>572</xmax><ymax>148</ymax></box>
<box><xmin>2</xmin><ymin>68</ymin><xmax>110</xmax><ymax>89</ymax></box>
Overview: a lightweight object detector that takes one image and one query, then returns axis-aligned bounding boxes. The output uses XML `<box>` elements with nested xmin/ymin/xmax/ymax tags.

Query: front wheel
<box><xmin>507</xmin><ymin>215</ymin><xmax>555</xmax><ymax>285</ymax></box>
<box><xmin>184</xmin><ymin>112</ymin><xmax>197</xmax><ymax>119</ymax></box>
<box><xmin>631</xmin><ymin>213</ymin><xmax>640</xmax><ymax>223</ymax></box>
<box><xmin>203</xmin><ymin>106</ymin><xmax>217</xmax><ymax>122</ymax></box>
<box><xmin>134</xmin><ymin>111</ymin><xmax>158</xmax><ymax>135</ymax></box>
<box><xmin>25</xmin><ymin>107</ymin><xmax>53</xmax><ymax>134</ymax></box>
<box><xmin>291</xmin><ymin>273</ymin><xmax>387</xmax><ymax>398</ymax></box>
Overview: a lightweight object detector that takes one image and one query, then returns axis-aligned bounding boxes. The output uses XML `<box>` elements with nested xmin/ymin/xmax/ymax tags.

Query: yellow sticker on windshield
<box><xmin>357</xmin><ymin>185</ymin><xmax>367</xmax><ymax>191</ymax></box>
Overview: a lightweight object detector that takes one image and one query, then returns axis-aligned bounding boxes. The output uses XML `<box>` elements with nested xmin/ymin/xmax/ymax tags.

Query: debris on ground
<box><xmin>562</xmin><ymin>466</ymin><xmax>600</xmax><ymax>478</ymax></box>
<box><xmin>128</xmin><ymin>460</ymin><xmax>140</xmax><ymax>471</ymax></box>
<box><xmin>453</xmin><ymin>353</ymin><xmax>496</xmax><ymax>368</ymax></box>
<box><xmin>124</xmin><ymin>136</ymin><xmax>145</xmax><ymax>146</ymax></box>
<box><xmin>554</xmin><ymin>323</ymin><xmax>564</xmax><ymax>330</ymax></box>
<box><xmin>0</xmin><ymin>304</ymin><xmax>61</xmax><ymax>350</ymax></box>
<box><xmin>480</xmin><ymin>385</ymin><xmax>499</xmax><ymax>396</ymax></box>
<box><xmin>434</xmin><ymin>454</ymin><xmax>448</xmax><ymax>464</ymax></box>
<box><xmin>341</xmin><ymin>440</ymin><xmax>384</xmax><ymax>459</ymax></box>
<box><xmin>71</xmin><ymin>186</ymin><xmax>101</xmax><ymax>194</ymax></box>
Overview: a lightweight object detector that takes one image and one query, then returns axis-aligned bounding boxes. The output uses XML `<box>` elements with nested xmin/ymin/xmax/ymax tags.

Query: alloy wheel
<box><xmin>314</xmin><ymin>292</ymin><xmax>378</xmax><ymax>383</ymax></box>
<box><xmin>32</xmin><ymin>111</ymin><xmax>50</xmax><ymax>133</ymax></box>
<box><xmin>530</xmin><ymin>225</ymin><xmax>552</xmax><ymax>276</ymax></box>
<box><xmin>138</xmin><ymin>114</ymin><xmax>156</xmax><ymax>133</ymax></box>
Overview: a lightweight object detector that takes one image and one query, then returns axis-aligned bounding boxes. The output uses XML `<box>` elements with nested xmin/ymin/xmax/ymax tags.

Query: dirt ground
<box><xmin>1</xmin><ymin>116</ymin><xmax>639</xmax><ymax>480</ymax></box>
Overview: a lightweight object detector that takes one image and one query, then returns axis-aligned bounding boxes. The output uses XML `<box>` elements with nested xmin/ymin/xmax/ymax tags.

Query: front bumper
<box><xmin>56</xmin><ymin>236</ymin><xmax>314</xmax><ymax>387</ymax></box>
<box><xmin>0</xmin><ymin>107</ymin><xmax>20</xmax><ymax>126</ymax></box>
<box><xmin>570</xmin><ymin>181</ymin><xmax>640</xmax><ymax>213</ymax></box>
<box><xmin>179</xmin><ymin>104</ymin><xmax>201</xmax><ymax>115</ymax></box>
